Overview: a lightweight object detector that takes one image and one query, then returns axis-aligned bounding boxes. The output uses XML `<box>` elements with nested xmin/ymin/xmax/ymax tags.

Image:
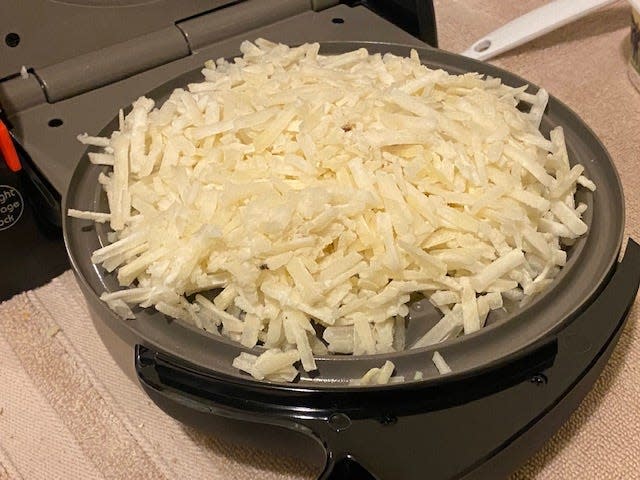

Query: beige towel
<box><xmin>0</xmin><ymin>272</ymin><xmax>316</xmax><ymax>480</ymax></box>
<box><xmin>2</xmin><ymin>1</ymin><xmax>639</xmax><ymax>478</ymax></box>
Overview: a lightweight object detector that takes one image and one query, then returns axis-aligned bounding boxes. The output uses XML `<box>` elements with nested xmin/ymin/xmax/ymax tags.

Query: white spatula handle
<box><xmin>461</xmin><ymin>0</ymin><xmax>617</xmax><ymax>61</ymax></box>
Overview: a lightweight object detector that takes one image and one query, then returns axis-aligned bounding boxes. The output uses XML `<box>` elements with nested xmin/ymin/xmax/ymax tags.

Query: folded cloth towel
<box><xmin>0</xmin><ymin>272</ymin><xmax>316</xmax><ymax>480</ymax></box>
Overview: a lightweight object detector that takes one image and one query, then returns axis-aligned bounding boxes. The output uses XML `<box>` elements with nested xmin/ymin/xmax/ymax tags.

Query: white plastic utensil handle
<box><xmin>461</xmin><ymin>0</ymin><xmax>617</xmax><ymax>61</ymax></box>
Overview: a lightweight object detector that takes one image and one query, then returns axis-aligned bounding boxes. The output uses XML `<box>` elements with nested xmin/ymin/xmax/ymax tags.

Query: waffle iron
<box><xmin>3</xmin><ymin>2</ymin><xmax>640</xmax><ymax>479</ymax></box>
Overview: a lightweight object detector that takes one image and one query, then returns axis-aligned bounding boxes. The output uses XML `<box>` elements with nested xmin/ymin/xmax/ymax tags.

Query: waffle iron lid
<box><xmin>0</xmin><ymin>1</ymin><xmax>237</xmax><ymax>80</ymax></box>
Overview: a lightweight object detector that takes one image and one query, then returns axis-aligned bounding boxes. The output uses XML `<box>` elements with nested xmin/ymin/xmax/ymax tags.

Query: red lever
<box><xmin>0</xmin><ymin>119</ymin><xmax>22</xmax><ymax>172</ymax></box>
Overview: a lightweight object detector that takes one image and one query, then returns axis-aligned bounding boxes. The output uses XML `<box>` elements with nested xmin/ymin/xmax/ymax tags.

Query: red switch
<box><xmin>0</xmin><ymin>120</ymin><xmax>22</xmax><ymax>172</ymax></box>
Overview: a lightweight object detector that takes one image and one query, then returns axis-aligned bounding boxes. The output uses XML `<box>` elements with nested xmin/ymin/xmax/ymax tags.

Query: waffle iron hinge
<box><xmin>176</xmin><ymin>0</ymin><xmax>322</xmax><ymax>53</ymax></box>
<box><xmin>0</xmin><ymin>27</ymin><xmax>188</xmax><ymax>115</ymax></box>
<box><xmin>0</xmin><ymin>0</ymin><xmax>333</xmax><ymax>117</ymax></box>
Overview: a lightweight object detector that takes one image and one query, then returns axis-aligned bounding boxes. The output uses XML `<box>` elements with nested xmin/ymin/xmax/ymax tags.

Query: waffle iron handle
<box><xmin>307</xmin><ymin>345</ymin><xmax>563</xmax><ymax>479</ymax></box>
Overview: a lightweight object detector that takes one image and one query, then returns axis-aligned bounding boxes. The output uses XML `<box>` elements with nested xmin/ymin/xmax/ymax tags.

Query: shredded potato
<box><xmin>69</xmin><ymin>40</ymin><xmax>593</xmax><ymax>383</ymax></box>
<box><xmin>351</xmin><ymin>360</ymin><xmax>396</xmax><ymax>385</ymax></box>
<box><xmin>432</xmin><ymin>351</ymin><xmax>452</xmax><ymax>375</ymax></box>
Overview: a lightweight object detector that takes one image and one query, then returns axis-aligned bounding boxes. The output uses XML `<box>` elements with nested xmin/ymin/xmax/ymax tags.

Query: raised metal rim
<box><xmin>63</xmin><ymin>42</ymin><xmax>624</xmax><ymax>389</ymax></box>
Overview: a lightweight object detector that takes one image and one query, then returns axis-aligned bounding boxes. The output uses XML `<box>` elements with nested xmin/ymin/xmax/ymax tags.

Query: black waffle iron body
<box><xmin>64</xmin><ymin>42</ymin><xmax>640</xmax><ymax>479</ymax></box>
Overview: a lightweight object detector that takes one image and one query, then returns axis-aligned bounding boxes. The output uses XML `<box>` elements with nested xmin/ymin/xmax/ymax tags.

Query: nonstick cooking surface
<box><xmin>64</xmin><ymin>42</ymin><xmax>624</xmax><ymax>387</ymax></box>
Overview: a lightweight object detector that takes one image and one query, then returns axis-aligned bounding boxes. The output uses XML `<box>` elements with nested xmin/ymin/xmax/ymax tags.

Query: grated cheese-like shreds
<box><xmin>68</xmin><ymin>39</ymin><xmax>594</xmax><ymax>383</ymax></box>
<box><xmin>432</xmin><ymin>351</ymin><xmax>452</xmax><ymax>375</ymax></box>
<box><xmin>350</xmin><ymin>360</ymin><xmax>396</xmax><ymax>385</ymax></box>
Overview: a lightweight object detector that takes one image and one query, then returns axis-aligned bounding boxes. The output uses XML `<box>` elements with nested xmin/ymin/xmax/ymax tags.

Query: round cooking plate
<box><xmin>64</xmin><ymin>42</ymin><xmax>624</xmax><ymax>388</ymax></box>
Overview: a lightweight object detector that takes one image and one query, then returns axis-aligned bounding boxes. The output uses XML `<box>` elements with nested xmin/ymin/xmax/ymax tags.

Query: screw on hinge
<box><xmin>5</xmin><ymin>33</ymin><xmax>20</xmax><ymax>48</ymax></box>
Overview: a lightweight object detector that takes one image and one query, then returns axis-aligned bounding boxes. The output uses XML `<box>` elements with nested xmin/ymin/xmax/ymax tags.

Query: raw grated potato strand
<box><xmin>70</xmin><ymin>39</ymin><xmax>593</xmax><ymax>383</ymax></box>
